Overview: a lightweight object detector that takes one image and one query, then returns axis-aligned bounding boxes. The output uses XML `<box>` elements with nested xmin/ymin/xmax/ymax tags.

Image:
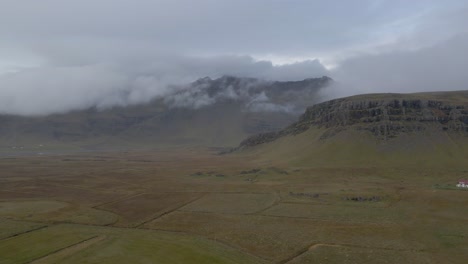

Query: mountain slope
<box><xmin>239</xmin><ymin>91</ymin><xmax>468</xmax><ymax>167</ymax></box>
<box><xmin>0</xmin><ymin>76</ymin><xmax>331</xmax><ymax>152</ymax></box>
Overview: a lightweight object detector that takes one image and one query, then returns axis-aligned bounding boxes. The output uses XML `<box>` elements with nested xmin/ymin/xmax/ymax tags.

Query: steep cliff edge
<box><xmin>240</xmin><ymin>91</ymin><xmax>468</xmax><ymax>148</ymax></box>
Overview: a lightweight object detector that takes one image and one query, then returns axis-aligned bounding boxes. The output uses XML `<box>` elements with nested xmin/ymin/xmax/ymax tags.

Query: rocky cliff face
<box><xmin>239</xmin><ymin>91</ymin><xmax>468</xmax><ymax>147</ymax></box>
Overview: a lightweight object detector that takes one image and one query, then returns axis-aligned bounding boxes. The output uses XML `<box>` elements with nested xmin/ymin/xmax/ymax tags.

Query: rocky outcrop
<box><xmin>300</xmin><ymin>97</ymin><xmax>468</xmax><ymax>138</ymax></box>
<box><xmin>239</xmin><ymin>91</ymin><xmax>468</xmax><ymax>148</ymax></box>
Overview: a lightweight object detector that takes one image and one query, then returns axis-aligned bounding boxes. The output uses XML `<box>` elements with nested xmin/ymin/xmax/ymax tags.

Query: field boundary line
<box><xmin>279</xmin><ymin>241</ymin><xmax>426</xmax><ymax>264</ymax></box>
<box><xmin>313</xmin><ymin>242</ymin><xmax>426</xmax><ymax>252</ymax></box>
<box><xmin>0</xmin><ymin>225</ymin><xmax>48</xmax><ymax>241</ymax></box>
<box><xmin>278</xmin><ymin>244</ymin><xmax>311</xmax><ymax>264</ymax></box>
<box><xmin>29</xmin><ymin>235</ymin><xmax>106</xmax><ymax>264</ymax></box>
<box><xmin>257</xmin><ymin>213</ymin><xmax>397</xmax><ymax>226</ymax></box>
<box><xmin>134</xmin><ymin>193</ymin><xmax>206</xmax><ymax>228</ymax></box>
<box><xmin>27</xmin><ymin>235</ymin><xmax>103</xmax><ymax>264</ymax></box>
<box><xmin>251</xmin><ymin>190</ymin><xmax>281</xmax><ymax>215</ymax></box>
<box><xmin>144</xmin><ymin>226</ymin><xmax>271</xmax><ymax>263</ymax></box>
<box><xmin>92</xmin><ymin>192</ymin><xmax>147</xmax><ymax>208</ymax></box>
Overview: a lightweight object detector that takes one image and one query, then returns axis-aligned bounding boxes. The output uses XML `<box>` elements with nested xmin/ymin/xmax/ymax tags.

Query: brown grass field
<box><xmin>1</xmin><ymin>148</ymin><xmax>467</xmax><ymax>263</ymax></box>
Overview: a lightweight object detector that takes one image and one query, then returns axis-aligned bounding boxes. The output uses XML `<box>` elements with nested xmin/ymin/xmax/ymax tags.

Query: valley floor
<box><xmin>0</xmin><ymin>149</ymin><xmax>467</xmax><ymax>263</ymax></box>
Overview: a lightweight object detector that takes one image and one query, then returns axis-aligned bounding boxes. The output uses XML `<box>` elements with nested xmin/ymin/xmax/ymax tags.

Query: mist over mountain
<box><xmin>1</xmin><ymin>0</ymin><xmax>467</xmax><ymax>151</ymax></box>
<box><xmin>165</xmin><ymin>75</ymin><xmax>331</xmax><ymax>113</ymax></box>
<box><xmin>2</xmin><ymin>2</ymin><xmax>468</xmax><ymax>263</ymax></box>
<box><xmin>0</xmin><ymin>57</ymin><xmax>329</xmax><ymax>116</ymax></box>
<box><xmin>0</xmin><ymin>76</ymin><xmax>331</xmax><ymax>150</ymax></box>
<box><xmin>1</xmin><ymin>1</ymin><xmax>467</xmax><ymax>116</ymax></box>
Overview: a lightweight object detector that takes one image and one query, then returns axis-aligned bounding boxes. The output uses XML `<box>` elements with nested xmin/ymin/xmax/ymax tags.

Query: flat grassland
<box><xmin>0</xmin><ymin>149</ymin><xmax>467</xmax><ymax>263</ymax></box>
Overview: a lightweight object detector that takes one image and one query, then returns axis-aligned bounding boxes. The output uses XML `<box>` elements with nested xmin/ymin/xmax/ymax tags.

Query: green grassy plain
<box><xmin>1</xmin><ymin>147</ymin><xmax>467</xmax><ymax>263</ymax></box>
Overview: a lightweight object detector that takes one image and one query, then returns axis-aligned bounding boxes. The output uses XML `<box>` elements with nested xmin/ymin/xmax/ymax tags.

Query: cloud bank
<box><xmin>325</xmin><ymin>33</ymin><xmax>468</xmax><ymax>100</ymax></box>
<box><xmin>0</xmin><ymin>56</ymin><xmax>329</xmax><ymax>115</ymax></box>
<box><xmin>0</xmin><ymin>0</ymin><xmax>467</xmax><ymax>115</ymax></box>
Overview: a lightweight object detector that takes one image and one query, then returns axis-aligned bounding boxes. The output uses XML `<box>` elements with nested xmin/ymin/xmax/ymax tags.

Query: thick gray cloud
<box><xmin>326</xmin><ymin>34</ymin><xmax>468</xmax><ymax>99</ymax></box>
<box><xmin>0</xmin><ymin>56</ymin><xmax>328</xmax><ymax>115</ymax></box>
<box><xmin>0</xmin><ymin>0</ymin><xmax>467</xmax><ymax>115</ymax></box>
<box><xmin>0</xmin><ymin>0</ymin><xmax>448</xmax><ymax>57</ymax></box>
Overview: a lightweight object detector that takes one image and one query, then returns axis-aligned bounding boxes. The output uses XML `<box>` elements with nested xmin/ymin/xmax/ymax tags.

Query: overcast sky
<box><xmin>1</xmin><ymin>0</ymin><xmax>468</xmax><ymax>115</ymax></box>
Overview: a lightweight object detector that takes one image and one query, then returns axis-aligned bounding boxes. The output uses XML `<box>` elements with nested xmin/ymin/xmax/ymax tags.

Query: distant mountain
<box><xmin>0</xmin><ymin>76</ymin><xmax>332</xmax><ymax>152</ymax></box>
<box><xmin>164</xmin><ymin>75</ymin><xmax>332</xmax><ymax>113</ymax></box>
<box><xmin>238</xmin><ymin>91</ymin><xmax>468</xmax><ymax>167</ymax></box>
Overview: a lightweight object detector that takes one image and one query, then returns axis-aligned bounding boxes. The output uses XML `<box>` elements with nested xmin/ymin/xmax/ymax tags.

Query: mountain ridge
<box><xmin>239</xmin><ymin>90</ymin><xmax>468</xmax><ymax>149</ymax></box>
<box><xmin>236</xmin><ymin>90</ymin><xmax>468</xmax><ymax>168</ymax></box>
<box><xmin>0</xmin><ymin>76</ymin><xmax>331</xmax><ymax>151</ymax></box>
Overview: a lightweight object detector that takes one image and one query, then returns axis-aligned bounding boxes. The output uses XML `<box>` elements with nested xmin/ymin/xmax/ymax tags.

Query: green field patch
<box><xmin>435</xmin><ymin>233</ymin><xmax>466</xmax><ymax>249</ymax></box>
<box><xmin>180</xmin><ymin>193</ymin><xmax>276</xmax><ymax>214</ymax></box>
<box><xmin>0</xmin><ymin>182</ymin><xmax>134</xmax><ymax>207</ymax></box>
<box><xmin>0</xmin><ymin>223</ymin><xmax>264</xmax><ymax>264</ymax></box>
<box><xmin>0</xmin><ymin>219</ymin><xmax>46</xmax><ymax>240</ymax></box>
<box><xmin>146</xmin><ymin>211</ymin><xmax>420</xmax><ymax>262</ymax></box>
<box><xmin>145</xmin><ymin>211</ymin><xmax>318</xmax><ymax>261</ymax></box>
<box><xmin>0</xmin><ymin>200</ymin><xmax>118</xmax><ymax>225</ymax></box>
<box><xmin>30</xmin><ymin>235</ymin><xmax>107</xmax><ymax>264</ymax></box>
<box><xmin>0</xmin><ymin>200</ymin><xmax>67</xmax><ymax>217</ymax></box>
<box><xmin>41</xmin><ymin>205</ymin><xmax>118</xmax><ymax>226</ymax></box>
<box><xmin>288</xmin><ymin>245</ymin><xmax>432</xmax><ymax>264</ymax></box>
<box><xmin>262</xmin><ymin>203</ymin><xmax>403</xmax><ymax>223</ymax></box>
<box><xmin>0</xmin><ymin>225</ymin><xmax>95</xmax><ymax>264</ymax></box>
<box><xmin>98</xmin><ymin>192</ymin><xmax>201</xmax><ymax>227</ymax></box>
<box><xmin>398</xmin><ymin>190</ymin><xmax>468</xmax><ymax>222</ymax></box>
<box><xmin>59</xmin><ymin>229</ymin><xmax>264</xmax><ymax>264</ymax></box>
<box><xmin>2</xmin><ymin>150</ymin><xmax>468</xmax><ymax>263</ymax></box>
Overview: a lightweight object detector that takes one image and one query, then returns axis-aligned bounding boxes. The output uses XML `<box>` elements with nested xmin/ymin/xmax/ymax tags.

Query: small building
<box><xmin>456</xmin><ymin>180</ymin><xmax>468</xmax><ymax>188</ymax></box>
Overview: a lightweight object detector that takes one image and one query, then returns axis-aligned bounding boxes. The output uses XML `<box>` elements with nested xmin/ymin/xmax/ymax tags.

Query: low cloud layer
<box><xmin>0</xmin><ymin>1</ymin><xmax>467</xmax><ymax>115</ymax></box>
<box><xmin>0</xmin><ymin>56</ymin><xmax>329</xmax><ymax>116</ymax></box>
<box><xmin>164</xmin><ymin>75</ymin><xmax>330</xmax><ymax>114</ymax></box>
<box><xmin>3</xmin><ymin>32</ymin><xmax>466</xmax><ymax>116</ymax></box>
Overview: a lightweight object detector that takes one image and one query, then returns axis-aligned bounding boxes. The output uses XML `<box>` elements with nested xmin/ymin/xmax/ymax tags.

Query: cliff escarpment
<box><xmin>240</xmin><ymin>91</ymin><xmax>468</xmax><ymax>147</ymax></box>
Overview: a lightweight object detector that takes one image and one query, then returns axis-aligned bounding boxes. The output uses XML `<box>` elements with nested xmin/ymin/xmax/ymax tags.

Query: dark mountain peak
<box><xmin>167</xmin><ymin>76</ymin><xmax>332</xmax><ymax>113</ymax></box>
<box><xmin>269</xmin><ymin>76</ymin><xmax>333</xmax><ymax>94</ymax></box>
<box><xmin>217</xmin><ymin>75</ymin><xmax>258</xmax><ymax>82</ymax></box>
<box><xmin>193</xmin><ymin>76</ymin><xmax>213</xmax><ymax>85</ymax></box>
<box><xmin>193</xmin><ymin>75</ymin><xmax>259</xmax><ymax>87</ymax></box>
<box><xmin>193</xmin><ymin>75</ymin><xmax>333</xmax><ymax>91</ymax></box>
<box><xmin>274</xmin><ymin>75</ymin><xmax>332</xmax><ymax>85</ymax></box>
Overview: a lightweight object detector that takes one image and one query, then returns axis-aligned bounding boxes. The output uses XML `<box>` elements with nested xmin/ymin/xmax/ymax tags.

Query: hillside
<box><xmin>0</xmin><ymin>76</ymin><xmax>331</xmax><ymax>153</ymax></box>
<box><xmin>239</xmin><ymin>91</ymin><xmax>468</xmax><ymax>167</ymax></box>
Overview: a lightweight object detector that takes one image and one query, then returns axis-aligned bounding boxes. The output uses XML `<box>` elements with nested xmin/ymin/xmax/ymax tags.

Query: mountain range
<box><xmin>0</xmin><ymin>76</ymin><xmax>332</xmax><ymax>152</ymax></box>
